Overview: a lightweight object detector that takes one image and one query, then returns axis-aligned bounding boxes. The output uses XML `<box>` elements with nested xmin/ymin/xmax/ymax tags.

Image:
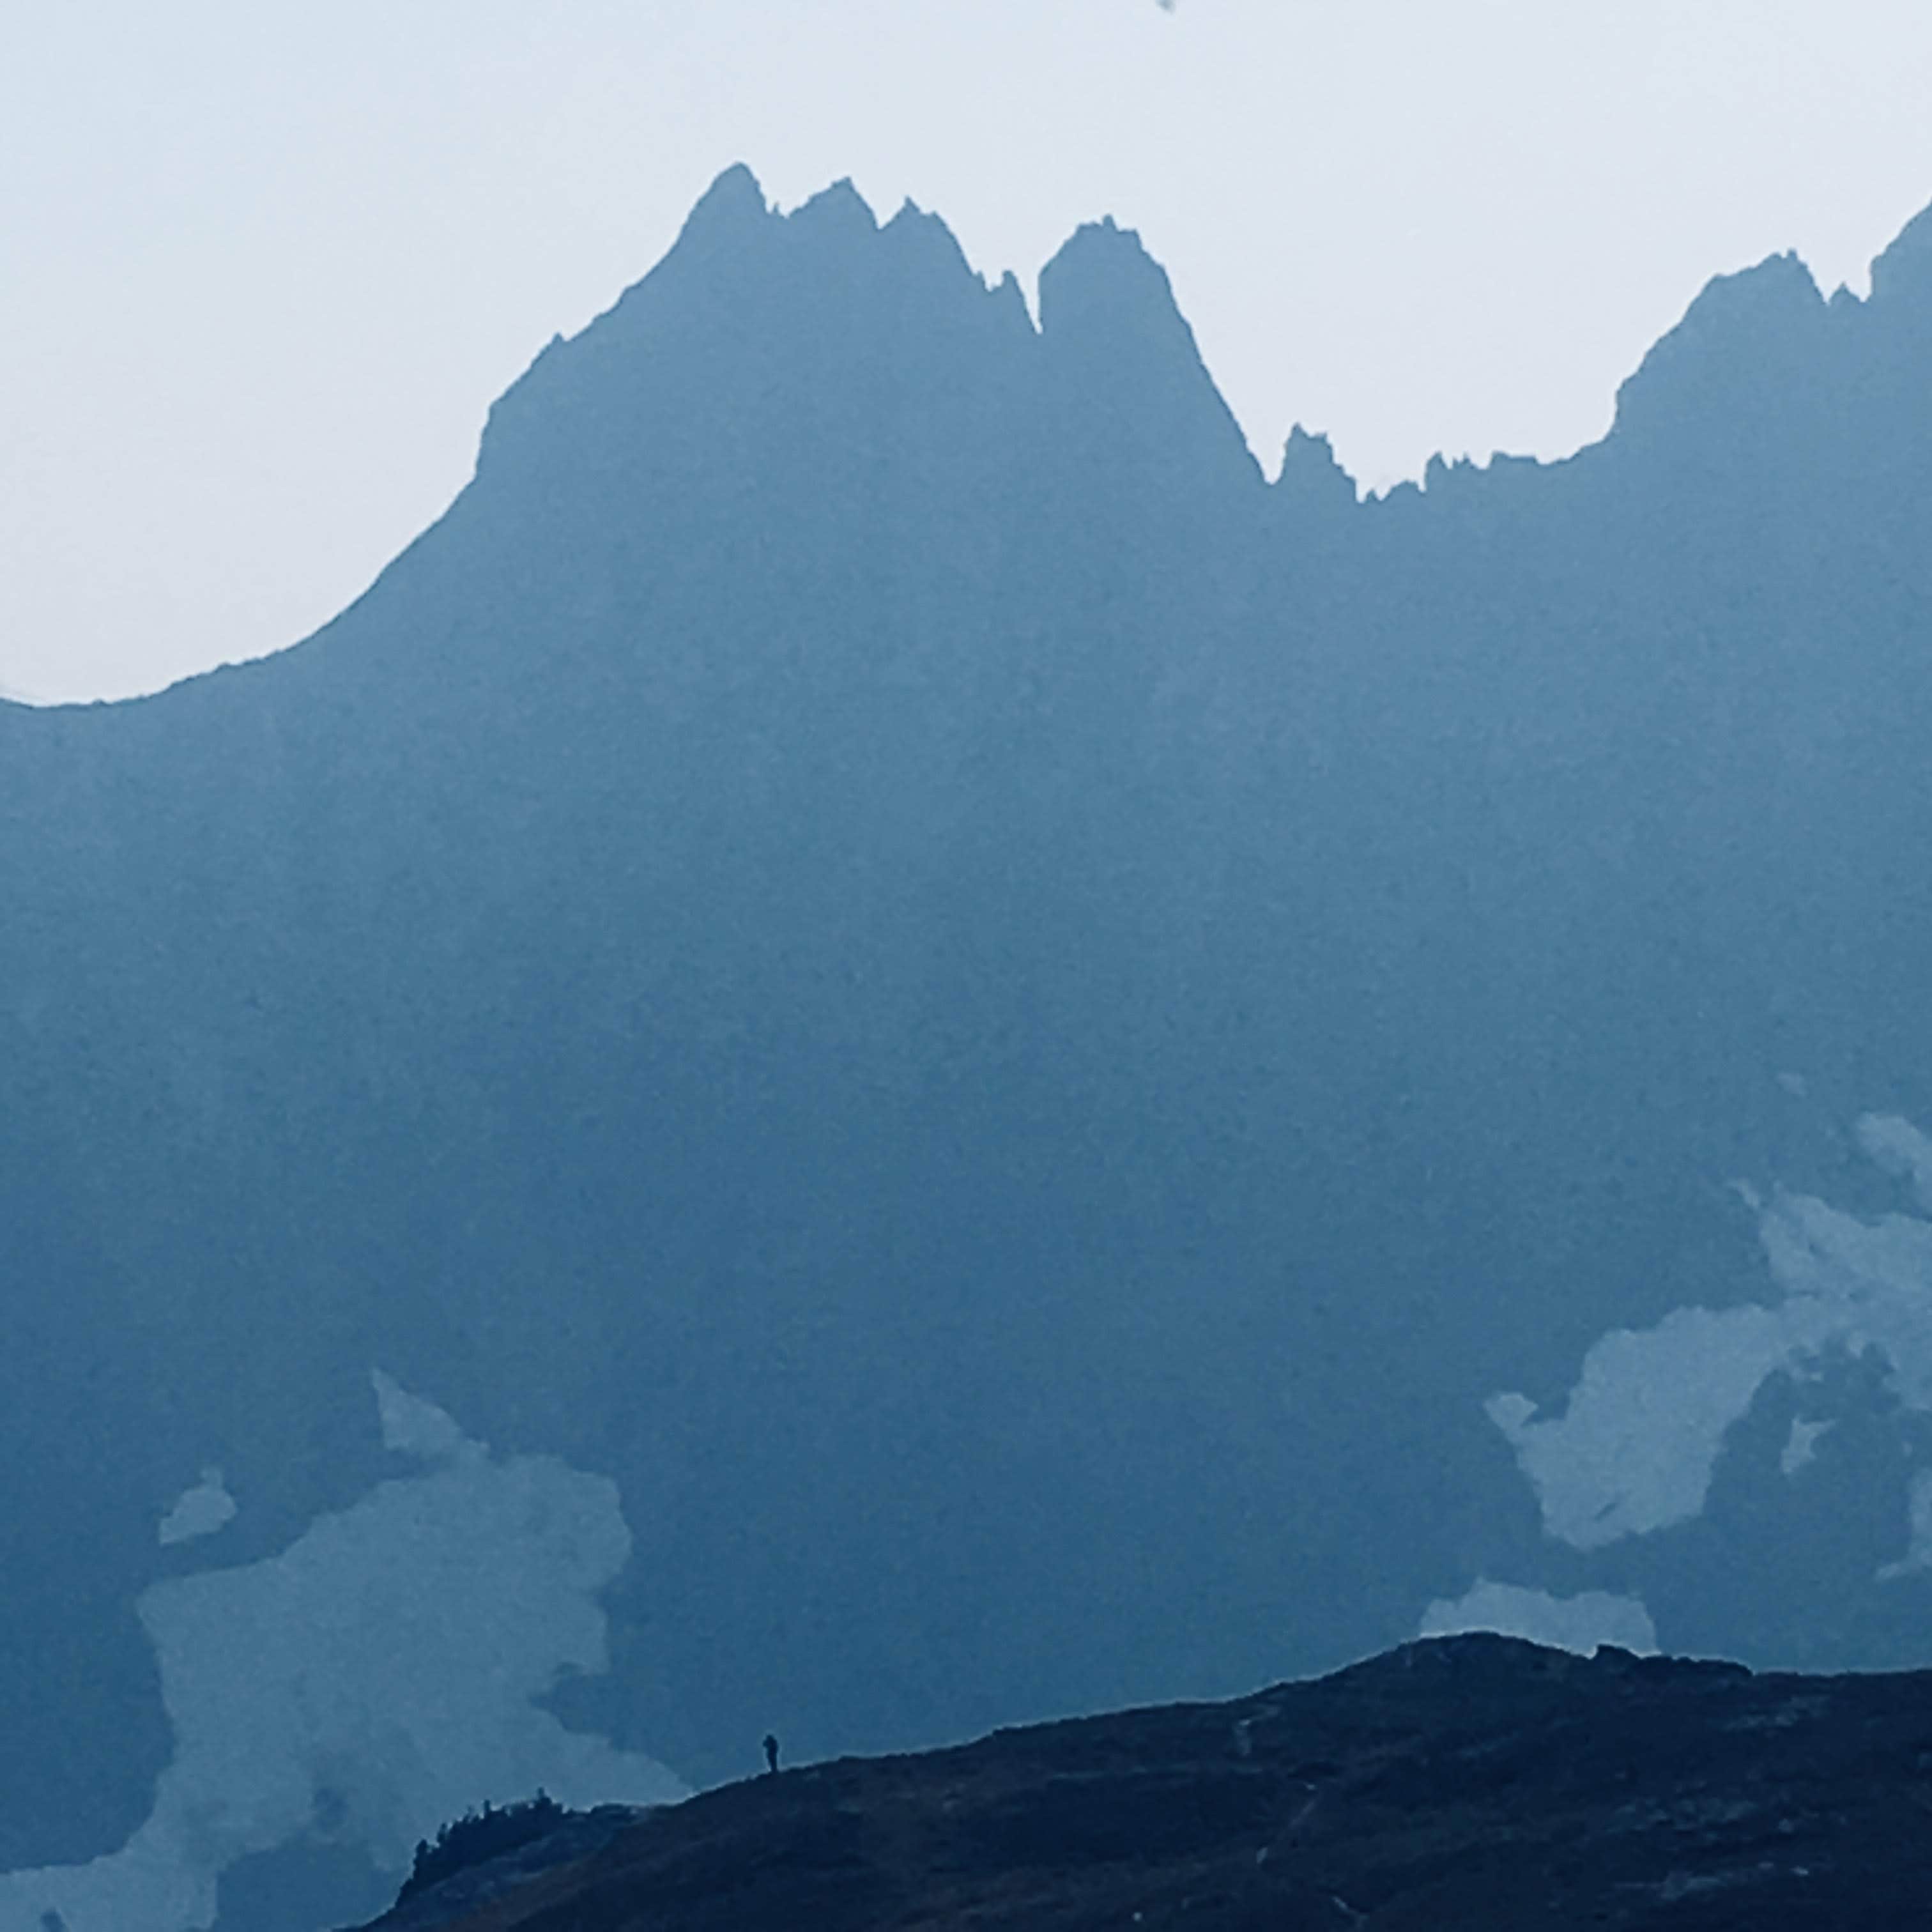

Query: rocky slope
<box><xmin>356</xmin><ymin>1634</ymin><xmax>1932</xmax><ymax>1930</ymax></box>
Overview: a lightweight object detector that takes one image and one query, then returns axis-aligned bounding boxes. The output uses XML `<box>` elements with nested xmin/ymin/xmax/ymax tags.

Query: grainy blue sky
<box><xmin>4</xmin><ymin>1</ymin><xmax>1931</xmax><ymax>702</ymax></box>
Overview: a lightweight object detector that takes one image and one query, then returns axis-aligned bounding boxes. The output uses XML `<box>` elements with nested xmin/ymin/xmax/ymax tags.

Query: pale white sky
<box><xmin>4</xmin><ymin>1</ymin><xmax>1931</xmax><ymax>703</ymax></box>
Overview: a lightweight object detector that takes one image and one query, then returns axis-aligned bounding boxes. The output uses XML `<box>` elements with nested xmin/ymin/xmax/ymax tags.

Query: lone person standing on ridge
<box><xmin>763</xmin><ymin>1733</ymin><xmax>780</xmax><ymax>1775</ymax></box>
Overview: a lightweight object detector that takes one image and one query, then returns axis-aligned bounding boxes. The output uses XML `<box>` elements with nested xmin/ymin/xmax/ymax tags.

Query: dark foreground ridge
<box><xmin>353</xmin><ymin>1634</ymin><xmax>1932</xmax><ymax>1930</ymax></box>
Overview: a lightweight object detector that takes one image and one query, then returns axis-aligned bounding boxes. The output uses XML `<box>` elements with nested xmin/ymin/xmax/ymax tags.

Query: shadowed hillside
<box><xmin>358</xmin><ymin>1636</ymin><xmax>1932</xmax><ymax>1931</ymax></box>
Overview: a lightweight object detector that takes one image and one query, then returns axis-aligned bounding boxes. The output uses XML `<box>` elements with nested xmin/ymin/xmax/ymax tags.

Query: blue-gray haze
<box><xmin>4</xmin><ymin>167</ymin><xmax>1932</xmax><ymax>1928</ymax></box>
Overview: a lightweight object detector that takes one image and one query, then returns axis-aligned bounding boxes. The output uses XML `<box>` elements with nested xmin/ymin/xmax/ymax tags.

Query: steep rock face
<box><xmin>4</xmin><ymin>169</ymin><xmax>1932</xmax><ymax>1931</ymax></box>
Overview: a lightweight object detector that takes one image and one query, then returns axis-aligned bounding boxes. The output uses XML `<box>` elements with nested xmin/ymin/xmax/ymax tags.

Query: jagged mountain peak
<box><xmin>1870</xmin><ymin>195</ymin><xmax>1932</xmax><ymax>310</ymax></box>
<box><xmin>1273</xmin><ymin>422</ymin><xmax>1358</xmax><ymax>509</ymax></box>
<box><xmin>465</xmin><ymin>170</ymin><xmax>1001</xmax><ymax>498</ymax></box>
<box><xmin>878</xmin><ymin>193</ymin><xmax>985</xmax><ymax>288</ymax></box>
<box><xmin>459</xmin><ymin>172</ymin><xmax>1260</xmax><ymax>527</ymax></box>
<box><xmin>1038</xmin><ymin>213</ymin><xmax>1259</xmax><ymax>487</ymax></box>
<box><xmin>669</xmin><ymin>161</ymin><xmax>774</xmax><ymax>253</ymax></box>
<box><xmin>1606</xmin><ymin>246</ymin><xmax>1829</xmax><ymax>454</ymax></box>
<box><xmin>1038</xmin><ymin>214</ymin><xmax>1179</xmax><ymax>336</ymax></box>
<box><xmin>786</xmin><ymin>174</ymin><xmax>879</xmax><ymax>238</ymax></box>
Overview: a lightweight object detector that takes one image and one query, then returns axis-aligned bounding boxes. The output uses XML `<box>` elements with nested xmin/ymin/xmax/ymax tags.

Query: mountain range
<box><xmin>4</xmin><ymin>167</ymin><xmax>1932</xmax><ymax>1930</ymax></box>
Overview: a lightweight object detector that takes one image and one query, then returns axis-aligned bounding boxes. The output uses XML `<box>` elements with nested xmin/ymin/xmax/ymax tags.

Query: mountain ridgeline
<box><xmin>4</xmin><ymin>168</ymin><xmax>1932</xmax><ymax>1922</ymax></box>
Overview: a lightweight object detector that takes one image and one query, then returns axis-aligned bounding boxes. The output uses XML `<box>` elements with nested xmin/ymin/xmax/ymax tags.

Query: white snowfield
<box><xmin>157</xmin><ymin>1467</ymin><xmax>237</xmax><ymax>1547</ymax></box>
<box><xmin>0</xmin><ymin>1372</ymin><xmax>684</xmax><ymax>1932</ymax></box>
<box><xmin>1419</xmin><ymin>1579</ymin><xmax>1658</xmax><ymax>1657</ymax></box>
<box><xmin>1488</xmin><ymin>1113</ymin><xmax>1932</xmax><ymax>1570</ymax></box>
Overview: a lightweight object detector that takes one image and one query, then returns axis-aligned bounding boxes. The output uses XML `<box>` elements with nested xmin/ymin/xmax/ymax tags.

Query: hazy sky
<box><xmin>5</xmin><ymin>1</ymin><xmax>1931</xmax><ymax>702</ymax></box>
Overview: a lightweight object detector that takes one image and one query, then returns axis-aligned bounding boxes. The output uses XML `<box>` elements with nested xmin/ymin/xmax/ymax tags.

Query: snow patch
<box><xmin>374</xmin><ymin>1367</ymin><xmax>482</xmax><ymax>1465</ymax></box>
<box><xmin>1856</xmin><ymin>1112</ymin><xmax>1932</xmax><ymax>1215</ymax></box>
<box><xmin>0</xmin><ymin>1375</ymin><xmax>682</xmax><ymax>1932</ymax></box>
<box><xmin>1779</xmin><ymin>1418</ymin><xmax>1833</xmax><ymax>1477</ymax></box>
<box><xmin>157</xmin><ymin>1468</ymin><xmax>236</xmax><ymax>1547</ymax></box>
<box><xmin>1487</xmin><ymin>1113</ymin><xmax>1932</xmax><ymax>1561</ymax></box>
<box><xmin>1418</xmin><ymin>1579</ymin><xmax>1658</xmax><ymax>1655</ymax></box>
<box><xmin>1877</xmin><ymin>1469</ymin><xmax>1932</xmax><ymax>1581</ymax></box>
<box><xmin>1485</xmin><ymin>1301</ymin><xmax>1800</xmax><ymax>1549</ymax></box>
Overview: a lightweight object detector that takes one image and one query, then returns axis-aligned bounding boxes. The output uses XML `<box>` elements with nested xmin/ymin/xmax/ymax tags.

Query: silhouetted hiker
<box><xmin>763</xmin><ymin>1733</ymin><xmax>780</xmax><ymax>1775</ymax></box>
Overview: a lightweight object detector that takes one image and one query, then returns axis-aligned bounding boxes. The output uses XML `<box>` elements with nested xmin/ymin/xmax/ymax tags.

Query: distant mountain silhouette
<box><xmin>4</xmin><ymin>168</ymin><xmax>1932</xmax><ymax>1932</ymax></box>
